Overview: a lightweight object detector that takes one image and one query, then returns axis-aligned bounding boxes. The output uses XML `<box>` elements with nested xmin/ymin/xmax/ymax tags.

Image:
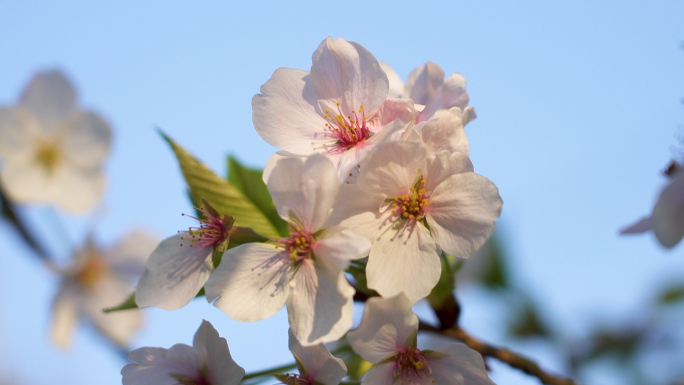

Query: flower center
<box><xmin>324</xmin><ymin>102</ymin><xmax>372</xmax><ymax>150</ymax></box>
<box><xmin>394</xmin><ymin>347</ymin><xmax>433</xmax><ymax>383</ymax></box>
<box><xmin>180</xmin><ymin>207</ymin><xmax>232</xmax><ymax>248</ymax></box>
<box><xmin>76</xmin><ymin>255</ymin><xmax>108</xmax><ymax>290</ymax></box>
<box><xmin>390</xmin><ymin>178</ymin><xmax>429</xmax><ymax>221</ymax></box>
<box><xmin>178</xmin><ymin>376</ymin><xmax>211</xmax><ymax>385</ymax></box>
<box><xmin>275</xmin><ymin>373</ymin><xmax>312</xmax><ymax>385</ymax></box>
<box><xmin>277</xmin><ymin>226</ymin><xmax>313</xmax><ymax>263</ymax></box>
<box><xmin>34</xmin><ymin>141</ymin><xmax>61</xmax><ymax>173</ymax></box>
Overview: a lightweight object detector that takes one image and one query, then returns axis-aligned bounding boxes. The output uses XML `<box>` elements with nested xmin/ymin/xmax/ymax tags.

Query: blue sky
<box><xmin>1</xmin><ymin>1</ymin><xmax>683</xmax><ymax>384</ymax></box>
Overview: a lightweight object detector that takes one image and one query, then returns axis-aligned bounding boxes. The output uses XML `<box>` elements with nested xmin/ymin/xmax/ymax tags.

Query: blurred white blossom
<box><xmin>51</xmin><ymin>230</ymin><xmax>157</xmax><ymax>349</ymax></box>
<box><xmin>0</xmin><ymin>70</ymin><xmax>111</xmax><ymax>213</ymax></box>
<box><xmin>274</xmin><ymin>329</ymin><xmax>347</xmax><ymax>385</ymax></box>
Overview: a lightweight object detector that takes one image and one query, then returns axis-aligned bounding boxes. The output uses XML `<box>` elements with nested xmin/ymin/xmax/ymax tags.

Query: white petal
<box><xmin>136</xmin><ymin>234</ymin><xmax>213</xmax><ymax>310</ymax></box>
<box><xmin>62</xmin><ymin>112</ymin><xmax>112</xmax><ymax>167</ymax></box>
<box><xmin>427</xmin><ymin>343</ymin><xmax>495</xmax><ymax>385</ymax></box>
<box><xmin>619</xmin><ymin>216</ymin><xmax>652</xmax><ymax>234</ymax></box>
<box><xmin>288</xmin><ymin>329</ymin><xmax>347</xmax><ymax>385</ymax></box>
<box><xmin>358</xmin><ymin>141</ymin><xmax>427</xmax><ymax>198</ymax></box>
<box><xmin>310</xmin><ymin>37</ymin><xmax>388</xmax><ymax>117</ymax></box>
<box><xmin>85</xmin><ymin>275</ymin><xmax>142</xmax><ymax>346</ymax></box>
<box><xmin>0</xmin><ymin>107</ymin><xmax>33</xmax><ymax>160</ymax></box>
<box><xmin>123</xmin><ymin>345</ymin><xmax>200</xmax><ymax>385</ymax></box>
<box><xmin>367</xmin><ymin>222</ymin><xmax>441</xmax><ymax>303</ymax></box>
<box><xmin>205</xmin><ymin>243</ymin><xmax>290</xmax><ymax>322</ymax></box>
<box><xmin>105</xmin><ymin>230</ymin><xmax>159</xmax><ymax>280</ymax></box>
<box><xmin>193</xmin><ymin>320</ymin><xmax>245</xmax><ymax>385</ymax></box>
<box><xmin>425</xmin><ymin>151</ymin><xmax>474</xmax><ymax>192</ymax></box>
<box><xmin>0</xmin><ymin>159</ymin><xmax>54</xmax><ymax>205</ymax></box>
<box><xmin>252</xmin><ymin>68</ymin><xmax>327</xmax><ymax>154</ymax></box>
<box><xmin>268</xmin><ymin>154</ymin><xmax>340</xmax><ymax>231</ymax></box>
<box><xmin>51</xmin><ymin>284</ymin><xmax>79</xmax><ymax>349</ymax></box>
<box><xmin>262</xmin><ymin>150</ymin><xmax>306</xmax><ymax>185</ymax></box>
<box><xmin>50</xmin><ymin>163</ymin><xmax>106</xmax><ymax>213</ymax></box>
<box><xmin>419</xmin><ymin>109</ymin><xmax>469</xmax><ymax>156</ymax></box>
<box><xmin>20</xmin><ymin>70</ymin><xmax>78</xmax><ymax>131</ymax></box>
<box><xmin>325</xmin><ymin>183</ymin><xmax>389</xmax><ymax>243</ymax></box>
<box><xmin>348</xmin><ymin>295</ymin><xmax>417</xmax><ymax>363</ymax></box>
<box><xmin>372</xmin><ymin>98</ymin><xmax>419</xmax><ymax>128</ymax></box>
<box><xmin>652</xmin><ymin>173</ymin><xmax>684</xmax><ymax>248</ymax></box>
<box><xmin>379</xmin><ymin>61</ymin><xmax>404</xmax><ymax>99</ymax></box>
<box><xmin>287</xmin><ymin>260</ymin><xmax>354</xmax><ymax>345</ymax></box>
<box><xmin>427</xmin><ymin>173</ymin><xmax>502</xmax><ymax>259</ymax></box>
<box><xmin>312</xmin><ymin>225</ymin><xmax>371</xmax><ymax>271</ymax></box>
<box><xmin>361</xmin><ymin>362</ymin><xmax>396</xmax><ymax>385</ymax></box>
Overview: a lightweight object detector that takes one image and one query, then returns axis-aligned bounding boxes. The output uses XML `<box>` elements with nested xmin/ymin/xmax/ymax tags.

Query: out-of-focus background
<box><xmin>1</xmin><ymin>2</ymin><xmax>683</xmax><ymax>384</ymax></box>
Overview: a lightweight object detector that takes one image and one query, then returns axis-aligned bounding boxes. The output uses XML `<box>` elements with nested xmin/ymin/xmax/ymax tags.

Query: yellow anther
<box><xmin>336</xmin><ymin>101</ymin><xmax>341</xmax><ymax>106</ymax></box>
<box><xmin>325</xmin><ymin>109</ymin><xmax>330</xmax><ymax>113</ymax></box>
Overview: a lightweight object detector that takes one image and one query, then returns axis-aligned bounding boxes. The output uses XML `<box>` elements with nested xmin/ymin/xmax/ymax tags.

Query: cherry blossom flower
<box><xmin>327</xmin><ymin>139</ymin><xmax>502</xmax><ymax>303</ymax></box>
<box><xmin>621</xmin><ymin>168</ymin><xmax>684</xmax><ymax>248</ymax></box>
<box><xmin>252</xmin><ymin>37</ymin><xmax>418</xmax><ymax>179</ymax></box>
<box><xmin>274</xmin><ymin>329</ymin><xmax>347</xmax><ymax>385</ymax></box>
<box><xmin>205</xmin><ymin>154</ymin><xmax>371</xmax><ymax>345</ymax></box>
<box><xmin>122</xmin><ymin>320</ymin><xmax>244</xmax><ymax>385</ymax></box>
<box><xmin>347</xmin><ymin>294</ymin><xmax>495</xmax><ymax>385</ymax></box>
<box><xmin>381</xmin><ymin>61</ymin><xmax>476</xmax><ymax>124</ymax></box>
<box><xmin>136</xmin><ymin>201</ymin><xmax>236</xmax><ymax>310</ymax></box>
<box><xmin>0</xmin><ymin>70</ymin><xmax>111</xmax><ymax>213</ymax></box>
<box><xmin>52</xmin><ymin>230</ymin><xmax>157</xmax><ymax>348</ymax></box>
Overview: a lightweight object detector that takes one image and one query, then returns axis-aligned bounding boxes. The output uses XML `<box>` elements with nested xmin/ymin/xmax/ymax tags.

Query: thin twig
<box><xmin>0</xmin><ymin>184</ymin><xmax>53</xmax><ymax>262</ymax></box>
<box><xmin>419</xmin><ymin>321</ymin><xmax>580</xmax><ymax>385</ymax></box>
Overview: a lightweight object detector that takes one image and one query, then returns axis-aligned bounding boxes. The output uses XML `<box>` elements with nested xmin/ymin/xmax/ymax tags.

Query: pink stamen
<box><xmin>390</xmin><ymin>178</ymin><xmax>429</xmax><ymax>222</ymax></box>
<box><xmin>276</xmin><ymin>373</ymin><xmax>312</xmax><ymax>385</ymax></box>
<box><xmin>179</xmin><ymin>207</ymin><xmax>231</xmax><ymax>248</ymax></box>
<box><xmin>323</xmin><ymin>102</ymin><xmax>372</xmax><ymax>152</ymax></box>
<box><xmin>276</xmin><ymin>226</ymin><xmax>313</xmax><ymax>263</ymax></box>
<box><xmin>393</xmin><ymin>347</ymin><xmax>434</xmax><ymax>384</ymax></box>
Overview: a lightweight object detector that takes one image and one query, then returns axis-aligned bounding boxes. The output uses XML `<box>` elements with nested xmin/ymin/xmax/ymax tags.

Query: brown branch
<box><xmin>0</xmin><ymin>184</ymin><xmax>52</xmax><ymax>262</ymax></box>
<box><xmin>419</xmin><ymin>321</ymin><xmax>580</xmax><ymax>385</ymax></box>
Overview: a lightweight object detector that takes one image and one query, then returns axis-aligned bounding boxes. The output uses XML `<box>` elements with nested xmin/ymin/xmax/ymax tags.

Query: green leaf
<box><xmin>227</xmin><ymin>155</ymin><xmax>289</xmax><ymax>237</ymax></box>
<box><xmin>161</xmin><ymin>131</ymin><xmax>280</xmax><ymax>238</ymax></box>
<box><xmin>656</xmin><ymin>284</ymin><xmax>684</xmax><ymax>306</ymax></box>
<box><xmin>508</xmin><ymin>300</ymin><xmax>551</xmax><ymax>339</ymax></box>
<box><xmin>103</xmin><ymin>293</ymin><xmax>137</xmax><ymax>313</ymax></box>
<box><xmin>427</xmin><ymin>254</ymin><xmax>455</xmax><ymax>309</ymax></box>
<box><xmin>477</xmin><ymin>234</ymin><xmax>509</xmax><ymax>290</ymax></box>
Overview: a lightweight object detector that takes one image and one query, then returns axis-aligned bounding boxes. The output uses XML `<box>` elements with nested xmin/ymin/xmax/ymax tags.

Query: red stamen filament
<box><xmin>179</xmin><ymin>207</ymin><xmax>228</xmax><ymax>248</ymax></box>
<box><xmin>324</xmin><ymin>102</ymin><xmax>372</xmax><ymax>149</ymax></box>
<box><xmin>276</xmin><ymin>226</ymin><xmax>313</xmax><ymax>262</ymax></box>
<box><xmin>394</xmin><ymin>347</ymin><xmax>434</xmax><ymax>384</ymax></box>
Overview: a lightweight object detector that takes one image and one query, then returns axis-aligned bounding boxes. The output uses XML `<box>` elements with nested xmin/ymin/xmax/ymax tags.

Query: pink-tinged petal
<box><xmin>372</xmin><ymin>98</ymin><xmax>418</xmax><ymax>128</ymax></box>
<box><xmin>417</xmin><ymin>72</ymin><xmax>469</xmax><ymax>122</ymax></box>
<box><xmin>205</xmin><ymin>243</ymin><xmax>291</xmax><ymax>322</ymax></box>
<box><xmin>620</xmin><ymin>216</ymin><xmax>652</xmax><ymax>234</ymax></box>
<box><xmin>310</xmin><ymin>37</ymin><xmax>388</xmax><ymax>117</ymax></box>
<box><xmin>123</xmin><ymin>345</ymin><xmax>200</xmax><ymax>385</ymax></box>
<box><xmin>252</xmin><ymin>68</ymin><xmax>327</xmax><ymax>154</ymax></box>
<box><xmin>287</xmin><ymin>260</ymin><xmax>354</xmax><ymax>345</ymax></box>
<box><xmin>426</xmin><ymin>173</ymin><xmax>502</xmax><ymax>259</ymax></box>
<box><xmin>193</xmin><ymin>320</ymin><xmax>245</xmax><ymax>385</ymax></box>
<box><xmin>268</xmin><ymin>154</ymin><xmax>340</xmax><ymax>231</ymax></box>
<box><xmin>20</xmin><ymin>70</ymin><xmax>78</xmax><ymax>131</ymax></box>
<box><xmin>49</xmin><ymin>164</ymin><xmax>106</xmax><ymax>213</ymax></box>
<box><xmin>312</xmin><ymin>225</ymin><xmax>371</xmax><ymax>271</ymax></box>
<box><xmin>652</xmin><ymin>172</ymin><xmax>684</xmax><ymax>248</ymax></box>
<box><xmin>51</xmin><ymin>285</ymin><xmax>79</xmax><ymax>349</ymax></box>
<box><xmin>367</xmin><ymin>222</ymin><xmax>441</xmax><ymax>303</ymax></box>
<box><xmin>419</xmin><ymin>108</ymin><xmax>469</xmax><ymax>156</ymax></box>
<box><xmin>380</xmin><ymin>61</ymin><xmax>404</xmax><ymax>99</ymax></box>
<box><xmin>455</xmin><ymin>106</ymin><xmax>477</xmax><ymax>126</ymax></box>
<box><xmin>427</xmin><ymin>343</ymin><xmax>495</xmax><ymax>385</ymax></box>
<box><xmin>62</xmin><ymin>112</ymin><xmax>112</xmax><ymax>167</ymax></box>
<box><xmin>404</xmin><ymin>62</ymin><xmax>445</xmax><ymax>107</ymax></box>
<box><xmin>348</xmin><ymin>295</ymin><xmax>417</xmax><ymax>363</ymax></box>
<box><xmin>288</xmin><ymin>329</ymin><xmax>347</xmax><ymax>385</ymax></box>
<box><xmin>325</xmin><ymin>183</ymin><xmax>390</xmax><ymax>243</ymax></box>
<box><xmin>361</xmin><ymin>362</ymin><xmax>396</xmax><ymax>385</ymax></box>
<box><xmin>358</xmin><ymin>141</ymin><xmax>427</xmax><ymax>198</ymax></box>
<box><xmin>425</xmin><ymin>151</ymin><xmax>474</xmax><ymax>192</ymax></box>
<box><xmin>136</xmin><ymin>234</ymin><xmax>213</xmax><ymax>310</ymax></box>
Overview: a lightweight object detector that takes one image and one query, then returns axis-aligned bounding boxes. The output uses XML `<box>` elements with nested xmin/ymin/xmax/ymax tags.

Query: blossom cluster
<box><xmin>128</xmin><ymin>37</ymin><xmax>502</xmax><ymax>384</ymax></box>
